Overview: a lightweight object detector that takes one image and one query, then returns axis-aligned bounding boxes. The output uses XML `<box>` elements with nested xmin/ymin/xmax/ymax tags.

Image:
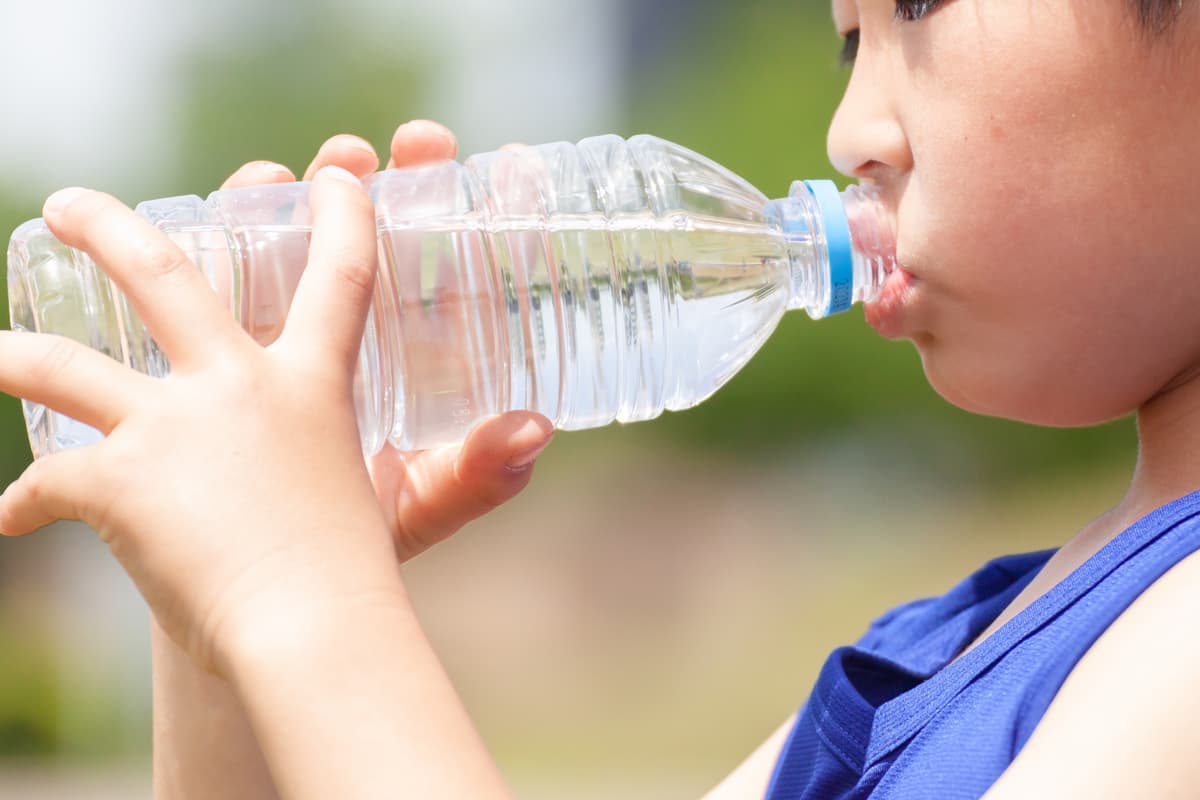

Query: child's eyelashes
<box><xmin>839</xmin><ymin>0</ymin><xmax>945</xmax><ymax>67</ymax></box>
<box><xmin>895</xmin><ymin>0</ymin><xmax>944</xmax><ymax>22</ymax></box>
<box><xmin>840</xmin><ymin>29</ymin><xmax>860</xmax><ymax>67</ymax></box>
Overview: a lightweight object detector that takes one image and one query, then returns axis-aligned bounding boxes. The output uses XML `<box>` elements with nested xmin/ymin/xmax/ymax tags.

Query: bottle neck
<box><xmin>764</xmin><ymin>181</ymin><xmax>896</xmax><ymax>320</ymax></box>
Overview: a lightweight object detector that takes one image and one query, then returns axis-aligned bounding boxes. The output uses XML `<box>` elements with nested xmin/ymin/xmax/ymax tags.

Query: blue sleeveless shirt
<box><xmin>764</xmin><ymin>491</ymin><xmax>1200</xmax><ymax>799</ymax></box>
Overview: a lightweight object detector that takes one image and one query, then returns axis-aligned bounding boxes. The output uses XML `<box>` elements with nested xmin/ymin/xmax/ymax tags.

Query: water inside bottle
<box><xmin>12</xmin><ymin>210</ymin><xmax>805</xmax><ymax>456</ymax></box>
<box><xmin>373</xmin><ymin>211</ymin><xmax>797</xmax><ymax>451</ymax></box>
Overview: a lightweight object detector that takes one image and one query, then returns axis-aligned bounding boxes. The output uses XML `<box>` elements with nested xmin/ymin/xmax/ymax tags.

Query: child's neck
<box><xmin>1124</xmin><ymin>367</ymin><xmax>1200</xmax><ymax>526</ymax></box>
<box><xmin>952</xmin><ymin>373</ymin><xmax>1200</xmax><ymax>666</ymax></box>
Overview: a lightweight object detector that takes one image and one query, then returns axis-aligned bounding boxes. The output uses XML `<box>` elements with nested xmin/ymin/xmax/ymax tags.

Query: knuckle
<box><xmin>93</xmin><ymin>443</ymin><xmax>135</xmax><ymax>503</ymax></box>
<box><xmin>455</xmin><ymin>458</ymin><xmax>514</xmax><ymax>513</ymax></box>
<box><xmin>134</xmin><ymin>239</ymin><xmax>192</xmax><ymax>280</ymax></box>
<box><xmin>214</xmin><ymin>352</ymin><xmax>282</xmax><ymax>410</ymax></box>
<box><xmin>221</xmin><ymin>358</ymin><xmax>269</xmax><ymax>398</ymax></box>
<box><xmin>33</xmin><ymin>336</ymin><xmax>80</xmax><ymax>385</ymax></box>
<box><xmin>18</xmin><ymin>461</ymin><xmax>49</xmax><ymax>506</ymax></box>
<box><xmin>87</xmin><ymin>477</ymin><xmax>122</xmax><ymax>533</ymax></box>
<box><xmin>471</xmin><ymin>477</ymin><xmax>518</xmax><ymax>512</ymax></box>
<box><xmin>332</xmin><ymin>253</ymin><xmax>377</xmax><ymax>294</ymax></box>
<box><xmin>392</xmin><ymin>515</ymin><xmax>440</xmax><ymax>561</ymax></box>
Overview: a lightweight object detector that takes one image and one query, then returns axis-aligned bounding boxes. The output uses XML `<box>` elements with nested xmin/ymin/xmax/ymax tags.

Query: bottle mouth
<box><xmin>841</xmin><ymin>183</ymin><xmax>898</xmax><ymax>306</ymax></box>
<box><xmin>843</xmin><ymin>183</ymin><xmax>896</xmax><ymax>271</ymax></box>
<box><xmin>764</xmin><ymin>180</ymin><xmax>897</xmax><ymax>318</ymax></box>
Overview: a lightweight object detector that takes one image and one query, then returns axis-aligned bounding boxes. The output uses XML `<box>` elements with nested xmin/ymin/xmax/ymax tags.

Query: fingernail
<box><xmin>506</xmin><ymin>421</ymin><xmax>553</xmax><ymax>470</ymax></box>
<box><xmin>44</xmin><ymin>187</ymin><xmax>87</xmax><ymax>215</ymax></box>
<box><xmin>317</xmin><ymin>165</ymin><xmax>361</xmax><ymax>185</ymax></box>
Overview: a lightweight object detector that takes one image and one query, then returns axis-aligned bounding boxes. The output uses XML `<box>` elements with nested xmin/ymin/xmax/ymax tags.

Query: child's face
<box><xmin>831</xmin><ymin>0</ymin><xmax>1200</xmax><ymax>427</ymax></box>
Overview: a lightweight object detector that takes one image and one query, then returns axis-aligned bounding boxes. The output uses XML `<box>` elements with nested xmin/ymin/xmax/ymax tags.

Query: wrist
<box><xmin>219</xmin><ymin>583</ymin><xmax>513</xmax><ymax>800</ymax></box>
<box><xmin>197</xmin><ymin>522</ymin><xmax>409</xmax><ymax>679</ymax></box>
<box><xmin>215</xmin><ymin>568</ymin><xmax>414</xmax><ymax>682</ymax></box>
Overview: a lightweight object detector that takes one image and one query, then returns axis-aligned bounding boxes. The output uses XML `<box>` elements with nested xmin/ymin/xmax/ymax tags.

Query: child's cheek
<box><xmin>892</xmin><ymin>4</ymin><xmax>1200</xmax><ymax>425</ymax></box>
<box><xmin>893</xmin><ymin>176</ymin><xmax>1139</xmax><ymax>425</ymax></box>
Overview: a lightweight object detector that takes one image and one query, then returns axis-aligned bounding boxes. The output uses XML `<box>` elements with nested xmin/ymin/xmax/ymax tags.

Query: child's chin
<box><xmin>920</xmin><ymin>357</ymin><xmax>1134</xmax><ymax>429</ymax></box>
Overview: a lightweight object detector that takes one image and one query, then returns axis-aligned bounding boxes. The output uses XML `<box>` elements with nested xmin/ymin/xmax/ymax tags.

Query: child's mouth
<box><xmin>864</xmin><ymin>267</ymin><xmax>915</xmax><ymax>338</ymax></box>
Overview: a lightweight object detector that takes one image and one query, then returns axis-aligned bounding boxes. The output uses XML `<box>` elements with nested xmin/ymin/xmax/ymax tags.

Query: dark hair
<box><xmin>1134</xmin><ymin>0</ymin><xmax>1187</xmax><ymax>33</ymax></box>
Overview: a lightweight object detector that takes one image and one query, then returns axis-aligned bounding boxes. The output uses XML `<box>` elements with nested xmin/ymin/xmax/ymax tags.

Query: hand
<box><xmin>0</xmin><ymin>160</ymin><xmax>487</xmax><ymax>673</ymax></box>
<box><xmin>221</xmin><ymin>121</ymin><xmax>555</xmax><ymax>563</ymax></box>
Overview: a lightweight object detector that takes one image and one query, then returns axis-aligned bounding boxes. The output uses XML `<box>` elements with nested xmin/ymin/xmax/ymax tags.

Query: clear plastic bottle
<box><xmin>7</xmin><ymin>134</ymin><xmax>896</xmax><ymax>458</ymax></box>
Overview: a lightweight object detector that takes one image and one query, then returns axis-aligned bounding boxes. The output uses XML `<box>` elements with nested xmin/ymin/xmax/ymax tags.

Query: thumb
<box><xmin>382</xmin><ymin>412</ymin><xmax>554</xmax><ymax>561</ymax></box>
<box><xmin>458</xmin><ymin>410</ymin><xmax>555</xmax><ymax>484</ymax></box>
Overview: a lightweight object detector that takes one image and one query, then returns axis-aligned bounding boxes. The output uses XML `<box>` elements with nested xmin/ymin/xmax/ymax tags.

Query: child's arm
<box><xmin>0</xmin><ymin>134</ymin><xmax>785</xmax><ymax>799</ymax></box>
<box><xmin>700</xmin><ymin>714</ymin><xmax>797</xmax><ymax>799</ymax></box>
<box><xmin>145</xmin><ymin>123</ymin><xmax>553</xmax><ymax>799</ymax></box>
<box><xmin>152</xmin><ymin>619</ymin><xmax>278</xmax><ymax>799</ymax></box>
<box><xmin>0</xmin><ymin>139</ymin><xmax>538</xmax><ymax>795</ymax></box>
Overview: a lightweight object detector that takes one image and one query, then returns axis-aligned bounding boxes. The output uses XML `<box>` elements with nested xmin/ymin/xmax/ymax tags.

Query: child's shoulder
<box><xmin>984</xmin><ymin>544</ymin><xmax>1200</xmax><ymax>798</ymax></box>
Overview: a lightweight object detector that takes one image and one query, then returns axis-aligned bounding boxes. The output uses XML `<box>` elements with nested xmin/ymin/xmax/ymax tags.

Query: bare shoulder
<box><xmin>699</xmin><ymin>714</ymin><xmax>796</xmax><ymax>800</ymax></box>
<box><xmin>984</xmin><ymin>547</ymin><xmax>1200</xmax><ymax>799</ymax></box>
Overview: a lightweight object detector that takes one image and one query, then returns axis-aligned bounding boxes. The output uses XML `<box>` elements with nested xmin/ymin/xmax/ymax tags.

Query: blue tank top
<box><xmin>764</xmin><ymin>490</ymin><xmax>1200</xmax><ymax>799</ymax></box>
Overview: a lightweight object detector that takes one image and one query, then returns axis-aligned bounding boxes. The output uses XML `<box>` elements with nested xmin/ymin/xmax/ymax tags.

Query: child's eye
<box><xmin>840</xmin><ymin>0</ymin><xmax>944</xmax><ymax>66</ymax></box>
<box><xmin>894</xmin><ymin>0</ymin><xmax>944</xmax><ymax>22</ymax></box>
<box><xmin>839</xmin><ymin>29</ymin><xmax>860</xmax><ymax>67</ymax></box>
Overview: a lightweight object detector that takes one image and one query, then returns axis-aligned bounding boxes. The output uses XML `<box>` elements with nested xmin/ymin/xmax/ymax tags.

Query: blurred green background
<box><xmin>0</xmin><ymin>1</ymin><xmax>1133</xmax><ymax>797</ymax></box>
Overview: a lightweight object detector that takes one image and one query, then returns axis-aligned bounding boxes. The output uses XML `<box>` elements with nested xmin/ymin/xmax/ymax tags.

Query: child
<box><xmin>3</xmin><ymin>0</ymin><xmax>1200</xmax><ymax>797</ymax></box>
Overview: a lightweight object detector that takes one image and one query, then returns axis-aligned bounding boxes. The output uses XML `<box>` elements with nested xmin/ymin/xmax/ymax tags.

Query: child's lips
<box><xmin>864</xmin><ymin>267</ymin><xmax>916</xmax><ymax>338</ymax></box>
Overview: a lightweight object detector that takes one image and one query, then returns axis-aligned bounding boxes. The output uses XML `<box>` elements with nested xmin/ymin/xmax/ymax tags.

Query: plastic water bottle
<box><xmin>7</xmin><ymin>134</ymin><xmax>896</xmax><ymax>458</ymax></box>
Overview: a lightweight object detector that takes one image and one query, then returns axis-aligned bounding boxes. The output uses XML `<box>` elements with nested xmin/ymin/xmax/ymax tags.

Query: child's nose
<box><xmin>827</xmin><ymin>68</ymin><xmax>912</xmax><ymax>182</ymax></box>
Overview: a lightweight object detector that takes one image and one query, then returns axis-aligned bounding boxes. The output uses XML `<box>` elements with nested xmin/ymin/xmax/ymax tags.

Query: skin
<box><xmin>0</xmin><ymin>123</ymin><xmax>555</xmax><ymax>798</ymax></box>
<box><xmin>153</xmin><ymin>123</ymin><xmax>560</xmax><ymax>798</ymax></box>
<box><xmin>831</xmin><ymin>0</ymin><xmax>1200</xmax><ymax>627</ymax></box>
<box><xmin>841</xmin><ymin>0</ymin><xmax>1200</xmax><ymax>428</ymax></box>
<box><xmin>2</xmin><ymin>1</ymin><xmax>1200</xmax><ymax>795</ymax></box>
<box><xmin>833</xmin><ymin>0</ymin><xmax>1200</xmax><ymax>797</ymax></box>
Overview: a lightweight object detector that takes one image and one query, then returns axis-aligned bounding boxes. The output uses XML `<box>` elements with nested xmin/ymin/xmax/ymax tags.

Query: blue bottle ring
<box><xmin>803</xmin><ymin>180</ymin><xmax>853</xmax><ymax>316</ymax></box>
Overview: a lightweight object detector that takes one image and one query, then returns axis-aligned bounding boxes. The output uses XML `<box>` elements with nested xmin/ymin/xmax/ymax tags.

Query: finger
<box><xmin>380</xmin><ymin>120</ymin><xmax>458</xmax><ymax>333</ymax></box>
<box><xmin>386</xmin><ymin>119</ymin><xmax>458</xmax><ymax>169</ymax></box>
<box><xmin>383</xmin><ymin>412</ymin><xmax>554</xmax><ymax>561</ymax></box>
<box><xmin>220</xmin><ymin>160</ymin><xmax>296</xmax><ymax>191</ymax></box>
<box><xmin>302</xmin><ymin>134</ymin><xmax>380</xmax><ymax>182</ymax></box>
<box><xmin>0</xmin><ymin>448</ymin><xmax>99</xmax><ymax>536</ymax></box>
<box><xmin>42</xmin><ymin>189</ymin><xmax>245</xmax><ymax>369</ymax></box>
<box><xmin>0</xmin><ymin>331</ymin><xmax>148</xmax><ymax>433</ymax></box>
<box><xmin>215</xmin><ymin>160</ymin><xmax>301</xmax><ymax>347</ymax></box>
<box><xmin>279</xmin><ymin>166</ymin><xmax>378</xmax><ymax>369</ymax></box>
